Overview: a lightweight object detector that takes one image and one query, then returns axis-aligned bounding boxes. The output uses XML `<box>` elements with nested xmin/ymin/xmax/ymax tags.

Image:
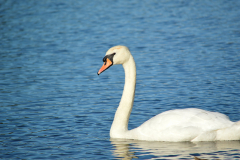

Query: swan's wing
<box><xmin>132</xmin><ymin>108</ymin><xmax>233</xmax><ymax>141</ymax></box>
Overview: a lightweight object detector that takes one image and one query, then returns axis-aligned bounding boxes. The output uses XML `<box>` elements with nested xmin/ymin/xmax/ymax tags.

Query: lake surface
<box><xmin>1</xmin><ymin>0</ymin><xmax>240</xmax><ymax>159</ymax></box>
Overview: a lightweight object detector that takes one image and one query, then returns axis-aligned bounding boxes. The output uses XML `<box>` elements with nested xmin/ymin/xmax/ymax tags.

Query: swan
<box><xmin>97</xmin><ymin>45</ymin><xmax>240</xmax><ymax>142</ymax></box>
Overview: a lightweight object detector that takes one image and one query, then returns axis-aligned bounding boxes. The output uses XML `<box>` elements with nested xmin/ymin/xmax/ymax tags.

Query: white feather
<box><xmin>99</xmin><ymin>46</ymin><xmax>240</xmax><ymax>141</ymax></box>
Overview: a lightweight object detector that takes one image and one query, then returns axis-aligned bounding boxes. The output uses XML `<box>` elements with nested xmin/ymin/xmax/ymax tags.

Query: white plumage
<box><xmin>98</xmin><ymin>45</ymin><xmax>240</xmax><ymax>142</ymax></box>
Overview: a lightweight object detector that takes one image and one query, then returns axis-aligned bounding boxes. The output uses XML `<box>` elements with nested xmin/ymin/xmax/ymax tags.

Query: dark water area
<box><xmin>0</xmin><ymin>0</ymin><xmax>240</xmax><ymax>159</ymax></box>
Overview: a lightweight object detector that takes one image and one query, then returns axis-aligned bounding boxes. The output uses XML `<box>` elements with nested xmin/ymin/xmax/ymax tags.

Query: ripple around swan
<box><xmin>111</xmin><ymin>139</ymin><xmax>240</xmax><ymax>160</ymax></box>
<box><xmin>0</xmin><ymin>0</ymin><xmax>240</xmax><ymax>159</ymax></box>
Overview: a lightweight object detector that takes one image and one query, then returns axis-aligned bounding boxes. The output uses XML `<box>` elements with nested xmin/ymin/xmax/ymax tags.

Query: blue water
<box><xmin>1</xmin><ymin>0</ymin><xmax>240</xmax><ymax>159</ymax></box>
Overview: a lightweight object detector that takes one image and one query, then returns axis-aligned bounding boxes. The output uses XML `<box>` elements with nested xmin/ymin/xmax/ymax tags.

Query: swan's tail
<box><xmin>217</xmin><ymin>121</ymin><xmax>240</xmax><ymax>141</ymax></box>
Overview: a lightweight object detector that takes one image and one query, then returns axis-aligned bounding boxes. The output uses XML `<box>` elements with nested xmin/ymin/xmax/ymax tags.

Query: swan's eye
<box><xmin>102</xmin><ymin>53</ymin><xmax>116</xmax><ymax>65</ymax></box>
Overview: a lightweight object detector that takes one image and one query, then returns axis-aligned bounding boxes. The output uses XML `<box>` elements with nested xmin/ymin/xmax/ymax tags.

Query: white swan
<box><xmin>98</xmin><ymin>45</ymin><xmax>240</xmax><ymax>142</ymax></box>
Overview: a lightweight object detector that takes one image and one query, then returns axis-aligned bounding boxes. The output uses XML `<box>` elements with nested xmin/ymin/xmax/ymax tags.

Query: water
<box><xmin>0</xmin><ymin>0</ymin><xmax>240</xmax><ymax>159</ymax></box>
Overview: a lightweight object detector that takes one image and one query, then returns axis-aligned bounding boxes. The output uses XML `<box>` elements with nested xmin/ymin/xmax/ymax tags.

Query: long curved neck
<box><xmin>110</xmin><ymin>55</ymin><xmax>136</xmax><ymax>138</ymax></box>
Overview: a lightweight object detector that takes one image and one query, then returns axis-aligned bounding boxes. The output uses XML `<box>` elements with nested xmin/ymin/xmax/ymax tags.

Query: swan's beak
<box><xmin>97</xmin><ymin>58</ymin><xmax>113</xmax><ymax>75</ymax></box>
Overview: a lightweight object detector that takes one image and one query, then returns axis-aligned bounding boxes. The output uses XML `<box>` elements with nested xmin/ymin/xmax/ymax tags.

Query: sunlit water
<box><xmin>1</xmin><ymin>0</ymin><xmax>240</xmax><ymax>159</ymax></box>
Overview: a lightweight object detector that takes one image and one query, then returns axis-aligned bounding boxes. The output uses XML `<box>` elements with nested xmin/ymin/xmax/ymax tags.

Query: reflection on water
<box><xmin>111</xmin><ymin>139</ymin><xmax>240</xmax><ymax>159</ymax></box>
<box><xmin>1</xmin><ymin>0</ymin><xmax>240</xmax><ymax>159</ymax></box>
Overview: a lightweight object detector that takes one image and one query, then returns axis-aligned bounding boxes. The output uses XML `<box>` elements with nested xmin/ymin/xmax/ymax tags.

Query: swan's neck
<box><xmin>110</xmin><ymin>55</ymin><xmax>136</xmax><ymax>138</ymax></box>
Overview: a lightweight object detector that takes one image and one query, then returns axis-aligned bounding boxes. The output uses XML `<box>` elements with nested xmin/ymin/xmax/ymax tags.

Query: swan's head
<box><xmin>98</xmin><ymin>45</ymin><xmax>131</xmax><ymax>75</ymax></box>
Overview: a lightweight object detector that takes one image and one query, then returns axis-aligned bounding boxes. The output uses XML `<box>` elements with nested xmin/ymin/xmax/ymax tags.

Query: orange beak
<box><xmin>97</xmin><ymin>58</ymin><xmax>113</xmax><ymax>75</ymax></box>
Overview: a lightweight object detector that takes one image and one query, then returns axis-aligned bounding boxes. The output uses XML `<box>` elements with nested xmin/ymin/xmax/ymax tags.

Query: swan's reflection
<box><xmin>110</xmin><ymin>138</ymin><xmax>240</xmax><ymax>159</ymax></box>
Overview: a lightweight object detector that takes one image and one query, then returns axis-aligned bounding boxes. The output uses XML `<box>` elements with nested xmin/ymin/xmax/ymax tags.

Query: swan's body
<box><xmin>98</xmin><ymin>45</ymin><xmax>240</xmax><ymax>142</ymax></box>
